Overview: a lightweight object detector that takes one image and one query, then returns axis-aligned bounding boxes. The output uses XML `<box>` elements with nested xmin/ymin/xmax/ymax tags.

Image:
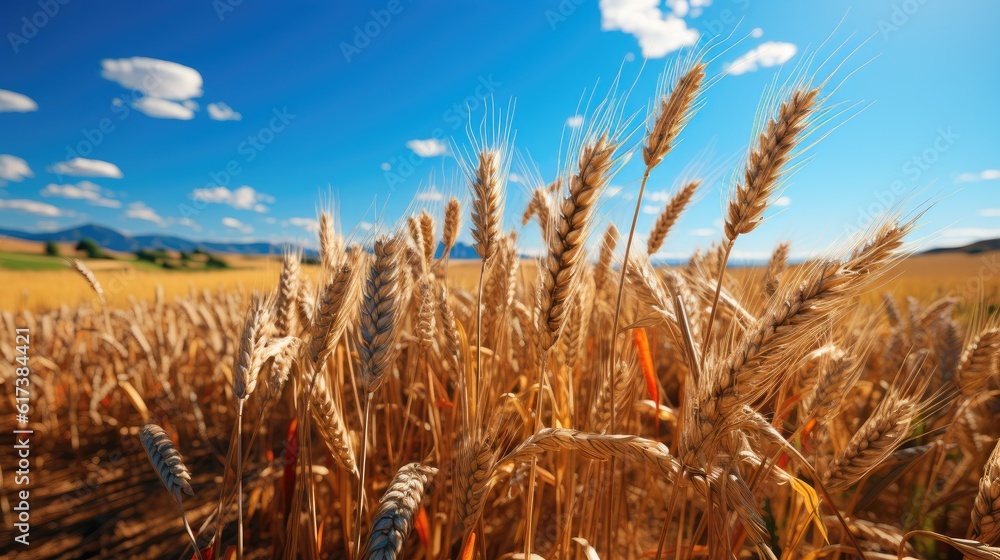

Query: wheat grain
<box><xmin>362</xmin><ymin>463</ymin><xmax>438</xmax><ymax>560</ymax></box>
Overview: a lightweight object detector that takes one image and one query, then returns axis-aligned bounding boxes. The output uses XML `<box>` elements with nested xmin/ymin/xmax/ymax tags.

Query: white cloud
<box><xmin>666</xmin><ymin>0</ymin><xmax>688</xmax><ymax>17</ymax></box>
<box><xmin>599</xmin><ymin>0</ymin><xmax>699</xmax><ymax>58</ymax></box>
<box><xmin>380</xmin><ymin>162</ymin><xmax>391</xmax><ymax>171</ymax></box>
<box><xmin>177</xmin><ymin>217</ymin><xmax>200</xmax><ymax>230</ymax></box>
<box><xmin>641</xmin><ymin>205</ymin><xmax>660</xmax><ymax>215</ymax></box>
<box><xmin>0</xmin><ymin>89</ymin><xmax>38</xmax><ymax>112</ymax></box>
<box><xmin>359</xmin><ymin>221</ymin><xmax>374</xmax><ymax>231</ymax></box>
<box><xmin>729</xmin><ymin>250</ymin><xmax>774</xmax><ymax>262</ymax></box>
<box><xmin>41</xmin><ymin>181</ymin><xmax>120</xmax><ymax>208</ymax></box>
<box><xmin>750</xmin><ymin>27</ymin><xmax>763</xmax><ymax>38</ymax></box>
<box><xmin>286</xmin><ymin>217</ymin><xmax>320</xmax><ymax>233</ymax></box>
<box><xmin>957</xmin><ymin>169</ymin><xmax>1000</xmax><ymax>183</ymax></box>
<box><xmin>191</xmin><ymin>185</ymin><xmax>274</xmax><ymax>212</ymax></box>
<box><xmin>691</xmin><ymin>227</ymin><xmax>716</xmax><ymax>236</ymax></box>
<box><xmin>509</xmin><ymin>173</ymin><xmax>525</xmax><ymax>184</ymax></box>
<box><xmin>566</xmin><ymin>115</ymin><xmax>584</xmax><ymax>128</ymax></box>
<box><xmin>264</xmin><ymin>217</ymin><xmax>276</xmax><ymax>224</ymax></box>
<box><xmin>101</xmin><ymin>57</ymin><xmax>203</xmax><ymax>101</ymax></box>
<box><xmin>208</xmin><ymin>102</ymin><xmax>242</xmax><ymax>121</ymax></box>
<box><xmin>0</xmin><ymin>154</ymin><xmax>34</xmax><ymax>184</ymax></box>
<box><xmin>774</xmin><ymin>196</ymin><xmax>791</xmax><ymax>207</ymax></box>
<box><xmin>605</xmin><ymin>186</ymin><xmax>624</xmax><ymax>197</ymax></box>
<box><xmin>646</xmin><ymin>190</ymin><xmax>672</xmax><ymax>202</ymax></box>
<box><xmin>416</xmin><ymin>186</ymin><xmax>444</xmax><ymax>202</ymax></box>
<box><xmin>36</xmin><ymin>220</ymin><xmax>60</xmax><ymax>231</ymax></box>
<box><xmin>49</xmin><ymin>157</ymin><xmax>123</xmax><ymax>178</ymax></box>
<box><xmin>980</xmin><ymin>208</ymin><xmax>1000</xmax><ymax>217</ymax></box>
<box><xmin>724</xmin><ymin>41</ymin><xmax>798</xmax><ymax>75</ymax></box>
<box><xmin>132</xmin><ymin>97</ymin><xmax>195</xmax><ymax>120</ymax></box>
<box><xmin>125</xmin><ymin>202</ymin><xmax>166</xmax><ymax>226</ymax></box>
<box><xmin>0</xmin><ymin>199</ymin><xmax>65</xmax><ymax>216</ymax></box>
<box><xmin>223</xmin><ymin>217</ymin><xmax>253</xmax><ymax>233</ymax></box>
<box><xmin>942</xmin><ymin>227</ymin><xmax>1000</xmax><ymax>238</ymax></box>
<box><xmin>688</xmin><ymin>0</ymin><xmax>710</xmax><ymax>17</ymax></box>
<box><xmin>406</xmin><ymin>138</ymin><xmax>448</xmax><ymax>157</ymax></box>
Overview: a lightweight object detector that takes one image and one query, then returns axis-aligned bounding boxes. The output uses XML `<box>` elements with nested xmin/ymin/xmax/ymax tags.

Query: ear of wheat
<box><xmin>470</xmin><ymin>150</ymin><xmax>503</xmax><ymax>262</ymax></box>
<box><xmin>359</xmin><ymin>234</ymin><xmax>404</xmax><ymax>394</ymax></box>
<box><xmin>141</xmin><ymin>423</ymin><xmax>194</xmax><ymax>500</ymax></box>
<box><xmin>724</xmin><ymin>88</ymin><xmax>819</xmax><ymax>241</ymax></box>
<box><xmin>974</xmin><ymin>437</ymin><xmax>1000</xmax><ymax>545</ymax></box>
<box><xmin>362</xmin><ymin>463</ymin><xmax>438</xmax><ymax>560</ymax></box>
<box><xmin>647</xmin><ymin>179</ymin><xmax>699</xmax><ymax>255</ymax></box>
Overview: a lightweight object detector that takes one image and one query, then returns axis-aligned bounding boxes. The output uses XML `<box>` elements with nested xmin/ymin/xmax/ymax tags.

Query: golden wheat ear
<box><xmin>361</xmin><ymin>463</ymin><xmax>438</xmax><ymax>560</ymax></box>
<box><xmin>973</xmin><ymin>437</ymin><xmax>1000</xmax><ymax>545</ymax></box>
<box><xmin>141</xmin><ymin>423</ymin><xmax>194</xmax><ymax>500</ymax></box>
<box><xmin>140</xmin><ymin>423</ymin><xmax>203</xmax><ymax>559</ymax></box>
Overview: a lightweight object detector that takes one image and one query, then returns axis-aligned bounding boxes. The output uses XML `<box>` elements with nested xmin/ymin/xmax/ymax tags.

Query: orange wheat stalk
<box><xmin>634</xmin><ymin>328</ymin><xmax>658</xmax><ymax>405</ymax></box>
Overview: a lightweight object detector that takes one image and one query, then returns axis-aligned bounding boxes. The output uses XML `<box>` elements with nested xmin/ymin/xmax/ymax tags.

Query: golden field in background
<box><xmin>1</xmin><ymin>244</ymin><xmax>996</xmax><ymax>311</ymax></box>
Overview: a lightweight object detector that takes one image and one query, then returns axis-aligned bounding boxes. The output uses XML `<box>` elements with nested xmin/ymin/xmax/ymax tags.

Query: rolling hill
<box><xmin>0</xmin><ymin>224</ymin><xmax>483</xmax><ymax>259</ymax></box>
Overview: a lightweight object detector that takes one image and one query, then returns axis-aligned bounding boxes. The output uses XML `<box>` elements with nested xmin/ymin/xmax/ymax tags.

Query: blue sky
<box><xmin>1</xmin><ymin>0</ymin><xmax>998</xmax><ymax>260</ymax></box>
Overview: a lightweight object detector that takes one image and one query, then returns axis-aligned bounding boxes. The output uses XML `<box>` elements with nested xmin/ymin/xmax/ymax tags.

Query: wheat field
<box><xmin>3</xmin><ymin>55</ymin><xmax>1000</xmax><ymax>560</ymax></box>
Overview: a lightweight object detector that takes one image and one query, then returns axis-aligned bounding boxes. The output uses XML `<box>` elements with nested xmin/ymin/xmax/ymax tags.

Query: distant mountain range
<box><xmin>0</xmin><ymin>223</ymin><xmax>483</xmax><ymax>259</ymax></box>
<box><xmin>923</xmin><ymin>238</ymin><xmax>1000</xmax><ymax>255</ymax></box>
<box><xmin>4</xmin><ymin>223</ymin><xmax>993</xmax><ymax>260</ymax></box>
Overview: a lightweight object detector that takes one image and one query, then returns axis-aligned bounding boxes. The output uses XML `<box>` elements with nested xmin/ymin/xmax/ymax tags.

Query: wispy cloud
<box><xmin>49</xmin><ymin>157</ymin><xmax>123</xmax><ymax>178</ymax></box>
<box><xmin>641</xmin><ymin>204</ymin><xmax>660</xmax><ymax>215</ymax></box>
<box><xmin>285</xmin><ymin>217</ymin><xmax>320</xmax><ymax>233</ymax></box>
<box><xmin>125</xmin><ymin>202</ymin><xmax>166</xmax><ymax>226</ymax></box>
<box><xmin>192</xmin><ymin>185</ymin><xmax>274</xmax><ymax>212</ymax></box>
<box><xmin>359</xmin><ymin>221</ymin><xmax>374</xmax><ymax>231</ymax></box>
<box><xmin>599</xmin><ymin>0</ymin><xmax>699</xmax><ymax>58</ymax></box>
<box><xmin>724</xmin><ymin>41</ymin><xmax>798</xmax><ymax>75</ymax></box>
<box><xmin>566</xmin><ymin>115</ymin><xmax>584</xmax><ymax>128</ymax></box>
<box><xmin>177</xmin><ymin>217</ymin><xmax>200</xmax><ymax>230</ymax></box>
<box><xmin>102</xmin><ymin>57</ymin><xmax>205</xmax><ymax>120</ymax></box>
<box><xmin>208</xmin><ymin>102</ymin><xmax>242</xmax><ymax>121</ymax></box>
<box><xmin>774</xmin><ymin>196</ymin><xmax>791</xmax><ymax>207</ymax></box>
<box><xmin>101</xmin><ymin>57</ymin><xmax>203</xmax><ymax>100</ymax></box>
<box><xmin>132</xmin><ymin>97</ymin><xmax>195</xmax><ymax>120</ymax></box>
<box><xmin>406</xmin><ymin>138</ymin><xmax>448</xmax><ymax>157</ymax></box>
<box><xmin>666</xmin><ymin>0</ymin><xmax>712</xmax><ymax>18</ymax></box>
<box><xmin>0</xmin><ymin>199</ymin><xmax>66</xmax><ymax>216</ymax></box>
<box><xmin>646</xmin><ymin>190</ymin><xmax>673</xmax><ymax>202</ymax></box>
<box><xmin>942</xmin><ymin>227</ymin><xmax>1000</xmax><ymax>238</ymax></box>
<box><xmin>41</xmin><ymin>181</ymin><xmax>120</xmax><ymax>208</ymax></box>
<box><xmin>0</xmin><ymin>89</ymin><xmax>38</xmax><ymax>112</ymax></box>
<box><xmin>957</xmin><ymin>169</ymin><xmax>1000</xmax><ymax>183</ymax></box>
<box><xmin>416</xmin><ymin>186</ymin><xmax>444</xmax><ymax>201</ymax></box>
<box><xmin>691</xmin><ymin>227</ymin><xmax>716</xmax><ymax>236</ymax></box>
<box><xmin>980</xmin><ymin>208</ymin><xmax>1000</xmax><ymax>217</ymax></box>
<box><xmin>0</xmin><ymin>154</ymin><xmax>34</xmax><ymax>184</ymax></box>
<box><xmin>222</xmin><ymin>217</ymin><xmax>253</xmax><ymax>233</ymax></box>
